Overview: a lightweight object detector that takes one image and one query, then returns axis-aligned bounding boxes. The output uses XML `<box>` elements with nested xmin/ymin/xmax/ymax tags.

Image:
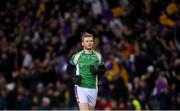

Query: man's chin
<box><xmin>85</xmin><ymin>48</ymin><xmax>92</xmax><ymax>50</ymax></box>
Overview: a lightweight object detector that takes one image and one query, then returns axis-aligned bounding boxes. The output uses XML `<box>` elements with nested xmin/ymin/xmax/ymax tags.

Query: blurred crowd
<box><xmin>0</xmin><ymin>0</ymin><xmax>180</xmax><ymax>110</ymax></box>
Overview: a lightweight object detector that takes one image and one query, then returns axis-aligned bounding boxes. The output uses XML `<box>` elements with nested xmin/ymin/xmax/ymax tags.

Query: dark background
<box><xmin>0</xmin><ymin>0</ymin><xmax>180</xmax><ymax>110</ymax></box>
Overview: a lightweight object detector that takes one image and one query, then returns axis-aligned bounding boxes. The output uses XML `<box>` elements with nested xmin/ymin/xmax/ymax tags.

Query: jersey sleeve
<box><xmin>94</xmin><ymin>51</ymin><xmax>104</xmax><ymax>65</ymax></box>
<box><xmin>100</xmin><ymin>54</ymin><xmax>105</xmax><ymax>64</ymax></box>
<box><xmin>100</xmin><ymin>54</ymin><xmax>105</xmax><ymax>65</ymax></box>
<box><xmin>70</xmin><ymin>54</ymin><xmax>76</xmax><ymax>65</ymax></box>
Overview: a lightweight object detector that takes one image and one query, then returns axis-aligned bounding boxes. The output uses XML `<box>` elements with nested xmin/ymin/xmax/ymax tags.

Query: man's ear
<box><xmin>82</xmin><ymin>42</ymin><xmax>84</xmax><ymax>46</ymax></box>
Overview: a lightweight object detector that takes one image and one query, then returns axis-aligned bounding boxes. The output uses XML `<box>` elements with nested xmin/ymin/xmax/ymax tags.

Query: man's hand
<box><xmin>98</xmin><ymin>64</ymin><xmax>106</xmax><ymax>75</ymax></box>
<box><xmin>72</xmin><ymin>75</ymin><xmax>81</xmax><ymax>85</ymax></box>
<box><xmin>90</xmin><ymin>64</ymin><xmax>106</xmax><ymax>76</ymax></box>
<box><xmin>90</xmin><ymin>65</ymin><xmax>98</xmax><ymax>75</ymax></box>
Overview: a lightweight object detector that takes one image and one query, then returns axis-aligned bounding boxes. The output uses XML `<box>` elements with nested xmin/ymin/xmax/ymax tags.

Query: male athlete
<box><xmin>66</xmin><ymin>32</ymin><xmax>105</xmax><ymax>110</ymax></box>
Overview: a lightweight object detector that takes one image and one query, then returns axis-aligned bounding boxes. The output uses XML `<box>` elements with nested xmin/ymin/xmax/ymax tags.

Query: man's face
<box><xmin>82</xmin><ymin>37</ymin><xmax>94</xmax><ymax>50</ymax></box>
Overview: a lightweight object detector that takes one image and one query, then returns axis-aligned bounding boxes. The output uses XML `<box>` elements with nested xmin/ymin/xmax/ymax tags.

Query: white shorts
<box><xmin>74</xmin><ymin>86</ymin><xmax>98</xmax><ymax>106</ymax></box>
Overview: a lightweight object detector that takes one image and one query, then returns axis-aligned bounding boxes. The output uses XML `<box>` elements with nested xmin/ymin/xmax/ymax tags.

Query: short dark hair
<box><xmin>81</xmin><ymin>32</ymin><xmax>93</xmax><ymax>41</ymax></box>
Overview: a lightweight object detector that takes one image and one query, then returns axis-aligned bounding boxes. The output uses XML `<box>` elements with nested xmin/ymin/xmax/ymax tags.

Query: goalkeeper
<box><xmin>66</xmin><ymin>32</ymin><xmax>105</xmax><ymax>110</ymax></box>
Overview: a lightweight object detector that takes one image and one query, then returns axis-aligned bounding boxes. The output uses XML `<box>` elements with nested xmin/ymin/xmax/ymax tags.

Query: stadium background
<box><xmin>0</xmin><ymin>0</ymin><xmax>180</xmax><ymax>110</ymax></box>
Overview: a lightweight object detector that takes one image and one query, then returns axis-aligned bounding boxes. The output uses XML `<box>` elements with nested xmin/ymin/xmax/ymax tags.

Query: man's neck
<box><xmin>83</xmin><ymin>49</ymin><xmax>93</xmax><ymax>54</ymax></box>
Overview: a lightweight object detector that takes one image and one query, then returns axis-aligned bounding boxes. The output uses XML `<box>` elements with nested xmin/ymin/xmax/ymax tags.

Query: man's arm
<box><xmin>66</xmin><ymin>63</ymin><xmax>81</xmax><ymax>85</ymax></box>
<box><xmin>67</xmin><ymin>53</ymin><xmax>76</xmax><ymax>76</ymax></box>
<box><xmin>66</xmin><ymin>64</ymin><xmax>76</xmax><ymax>76</ymax></box>
<box><xmin>90</xmin><ymin>52</ymin><xmax>106</xmax><ymax>77</ymax></box>
<box><xmin>97</xmin><ymin>64</ymin><xmax>106</xmax><ymax>76</ymax></box>
<box><xmin>90</xmin><ymin>64</ymin><xmax>106</xmax><ymax>77</ymax></box>
<box><xmin>67</xmin><ymin>53</ymin><xmax>82</xmax><ymax>85</ymax></box>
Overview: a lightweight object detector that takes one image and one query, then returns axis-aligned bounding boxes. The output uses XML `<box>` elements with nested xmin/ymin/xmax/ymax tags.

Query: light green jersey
<box><xmin>70</xmin><ymin>50</ymin><xmax>103</xmax><ymax>88</ymax></box>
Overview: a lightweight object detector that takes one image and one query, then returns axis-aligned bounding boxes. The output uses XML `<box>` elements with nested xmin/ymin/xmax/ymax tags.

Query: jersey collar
<box><xmin>83</xmin><ymin>50</ymin><xmax>93</xmax><ymax>54</ymax></box>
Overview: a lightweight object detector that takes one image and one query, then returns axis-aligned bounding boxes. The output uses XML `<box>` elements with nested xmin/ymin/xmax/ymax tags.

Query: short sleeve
<box><xmin>94</xmin><ymin>51</ymin><xmax>104</xmax><ymax>65</ymax></box>
<box><xmin>70</xmin><ymin>54</ymin><xmax>76</xmax><ymax>65</ymax></box>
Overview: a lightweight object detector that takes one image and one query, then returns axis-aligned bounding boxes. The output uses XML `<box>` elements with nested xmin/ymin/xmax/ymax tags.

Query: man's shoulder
<box><xmin>71</xmin><ymin>50</ymin><xmax>83</xmax><ymax>59</ymax></box>
<box><xmin>93</xmin><ymin>50</ymin><xmax>101</xmax><ymax>56</ymax></box>
<box><xmin>72</xmin><ymin>50</ymin><xmax>82</xmax><ymax>56</ymax></box>
<box><xmin>74</xmin><ymin>50</ymin><xmax>84</xmax><ymax>56</ymax></box>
